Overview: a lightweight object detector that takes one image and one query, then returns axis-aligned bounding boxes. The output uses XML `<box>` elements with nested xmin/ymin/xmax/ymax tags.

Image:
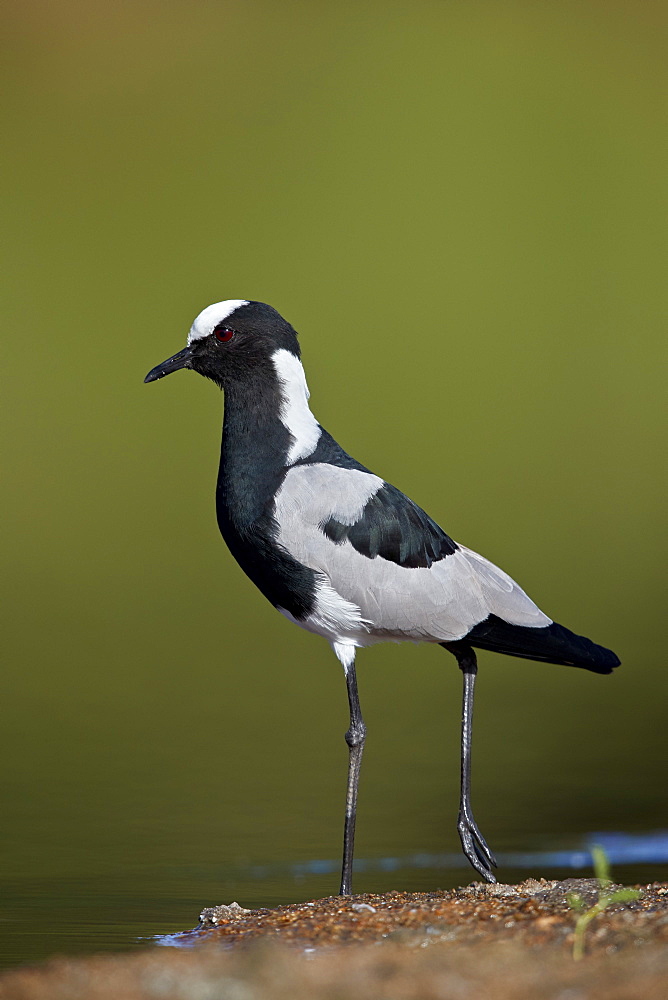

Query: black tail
<box><xmin>447</xmin><ymin>614</ymin><xmax>620</xmax><ymax>674</ymax></box>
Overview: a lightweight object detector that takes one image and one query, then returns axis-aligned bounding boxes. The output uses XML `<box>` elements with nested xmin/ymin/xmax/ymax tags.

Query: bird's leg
<box><xmin>452</xmin><ymin>644</ymin><xmax>497</xmax><ymax>883</ymax></box>
<box><xmin>340</xmin><ymin>655</ymin><xmax>366</xmax><ymax>896</ymax></box>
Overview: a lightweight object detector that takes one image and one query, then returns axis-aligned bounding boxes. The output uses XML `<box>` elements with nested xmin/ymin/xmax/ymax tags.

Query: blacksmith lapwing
<box><xmin>145</xmin><ymin>299</ymin><xmax>620</xmax><ymax>892</ymax></box>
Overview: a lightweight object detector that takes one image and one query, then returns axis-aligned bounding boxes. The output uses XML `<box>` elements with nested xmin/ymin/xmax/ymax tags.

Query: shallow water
<box><xmin>2</xmin><ymin>0</ymin><xmax>666</xmax><ymax>972</ymax></box>
<box><xmin>3</xmin><ymin>839</ymin><xmax>668</xmax><ymax>967</ymax></box>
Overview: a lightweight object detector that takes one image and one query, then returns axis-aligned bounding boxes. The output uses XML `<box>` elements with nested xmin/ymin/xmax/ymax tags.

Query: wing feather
<box><xmin>274</xmin><ymin>463</ymin><xmax>551</xmax><ymax>643</ymax></box>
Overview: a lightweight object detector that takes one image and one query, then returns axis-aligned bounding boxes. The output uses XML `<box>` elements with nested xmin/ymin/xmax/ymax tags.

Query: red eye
<box><xmin>215</xmin><ymin>327</ymin><xmax>235</xmax><ymax>343</ymax></box>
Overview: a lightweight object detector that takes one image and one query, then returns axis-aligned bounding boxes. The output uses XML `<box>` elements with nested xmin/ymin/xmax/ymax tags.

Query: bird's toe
<box><xmin>458</xmin><ymin>814</ymin><xmax>497</xmax><ymax>881</ymax></box>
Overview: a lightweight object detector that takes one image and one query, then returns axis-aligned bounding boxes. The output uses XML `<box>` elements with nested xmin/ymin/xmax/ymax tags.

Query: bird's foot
<box><xmin>458</xmin><ymin>810</ymin><xmax>497</xmax><ymax>883</ymax></box>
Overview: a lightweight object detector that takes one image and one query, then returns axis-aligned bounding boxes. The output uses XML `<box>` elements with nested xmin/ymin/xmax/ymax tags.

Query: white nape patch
<box><xmin>187</xmin><ymin>300</ymin><xmax>249</xmax><ymax>344</ymax></box>
<box><xmin>272</xmin><ymin>348</ymin><xmax>322</xmax><ymax>463</ymax></box>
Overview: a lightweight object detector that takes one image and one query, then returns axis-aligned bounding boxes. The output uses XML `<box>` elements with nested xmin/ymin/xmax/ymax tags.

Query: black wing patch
<box><xmin>321</xmin><ymin>483</ymin><xmax>457</xmax><ymax>568</ymax></box>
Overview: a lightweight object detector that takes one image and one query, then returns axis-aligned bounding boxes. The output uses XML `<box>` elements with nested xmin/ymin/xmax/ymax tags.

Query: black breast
<box><xmin>216</xmin><ymin>498</ymin><xmax>319</xmax><ymax>620</ymax></box>
<box><xmin>215</xmin><ymin>384</ymin><xmax>319</xmax><ymax>621</ymax></box>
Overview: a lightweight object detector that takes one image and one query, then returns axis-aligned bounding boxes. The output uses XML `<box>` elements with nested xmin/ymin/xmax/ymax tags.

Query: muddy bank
<box><xmin>188</xmin><ymin>877</ymin><xmax>668</xmax><ymax>949</ymax></box>
<box><xmin>1</xmin><ymin>879</ymin><xmax>667</xmax><ymax>1000</ymax></box>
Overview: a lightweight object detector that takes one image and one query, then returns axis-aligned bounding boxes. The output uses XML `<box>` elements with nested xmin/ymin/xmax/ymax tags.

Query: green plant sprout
<box><xmin>566</xmin><ymin>844</ymin><xmax>641</xmax><ymax>960</ymax></box>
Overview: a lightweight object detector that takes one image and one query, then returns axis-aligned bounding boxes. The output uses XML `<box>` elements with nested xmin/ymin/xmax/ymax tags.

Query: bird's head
<box><xmin>144</xmin><ymin>300</ymin><xmax>301</xmax><ymax>388</ymax></box>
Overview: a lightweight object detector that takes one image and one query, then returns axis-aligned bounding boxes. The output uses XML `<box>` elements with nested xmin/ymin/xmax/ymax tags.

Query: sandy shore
<box><xmin>2</xmin><ymin>878</ymin><xmax>667</xmax><ymax>999</ymax></box>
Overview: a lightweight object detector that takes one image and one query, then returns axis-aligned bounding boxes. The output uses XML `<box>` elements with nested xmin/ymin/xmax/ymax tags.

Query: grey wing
<box><xmin>273</xmin><ymin>463</ymin><xmax>551</xmax><ymax>643</ymax></box>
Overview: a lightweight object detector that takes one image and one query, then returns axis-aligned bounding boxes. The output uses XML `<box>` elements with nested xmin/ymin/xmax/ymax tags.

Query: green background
<box><xmin>2</xmin><ymin>0</ymin><xmax>666</xmax><ymax>968</ymax></box>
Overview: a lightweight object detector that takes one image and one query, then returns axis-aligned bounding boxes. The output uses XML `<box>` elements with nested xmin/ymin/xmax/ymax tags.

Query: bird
<box><xmin>145</xmin><ymin>299</ymin><xmax>620</xmax><ymax>894</ymax></box>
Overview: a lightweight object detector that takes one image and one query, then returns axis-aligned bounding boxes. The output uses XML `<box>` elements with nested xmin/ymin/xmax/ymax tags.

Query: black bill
<box><xmin>144</xmin><ymin>346</ymin><xmax>194</xmax><ymax>383</ymax></box>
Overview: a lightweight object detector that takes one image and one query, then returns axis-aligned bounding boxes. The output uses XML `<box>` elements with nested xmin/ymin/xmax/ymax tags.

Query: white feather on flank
<box><xmin>277</xmin><ymin>576</ymin><xmax>369</xmax><ymax>647</ymax></box>
<box><xmin>187</xmin><ymin>300</ymin><xmax>249</xmax><ymax>344</ymax></box>
<box><xmin>331</xmin><ymin>641</ymin><xmax>356</xmax><ymax>673</ymax></box>
<box><xmin>272</xmin><ymin>348</ymin><xmax>322</xmax><ymax>463</ymax></box>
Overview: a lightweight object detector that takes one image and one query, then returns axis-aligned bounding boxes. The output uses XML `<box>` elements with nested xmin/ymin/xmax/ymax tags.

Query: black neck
<box><xmin>213</xmin><ymin>374</ymin><xmax>320</xmax><ymax>620</ymax></box>
<box><xmin>216</xmin><ymin>375</ymin><xmax>294</xmax><ymax>529</ymax></box>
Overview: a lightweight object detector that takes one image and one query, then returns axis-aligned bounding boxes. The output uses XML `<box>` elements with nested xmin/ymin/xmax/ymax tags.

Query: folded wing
<box><xmin>273</xmin><ymin>463</ymin><xmax>551</xmax><ymax>643</ymax></box>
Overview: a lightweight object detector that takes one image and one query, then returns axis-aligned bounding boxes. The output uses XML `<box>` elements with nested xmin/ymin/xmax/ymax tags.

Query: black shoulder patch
<box><xmin>293</xmin><ymin>427</ymin><xmax>371</xmax><ymax>472</ymax></box>
<box><xmin>321</xmin><ymin>483</ymin><xmax>457</xmax><ymax>568</ymax></box>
